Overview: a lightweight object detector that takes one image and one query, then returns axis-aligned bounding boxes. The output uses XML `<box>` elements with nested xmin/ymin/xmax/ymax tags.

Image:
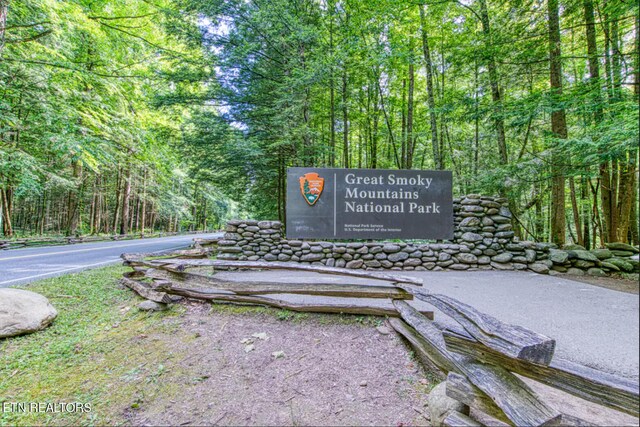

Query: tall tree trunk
<box><xmin>406</xmin><ymin>60</ymin><xmax>415</xmax><ymax>169</ymax></box>
<box><xmin>66</xmin><ymin>160</ymin><xmax>82</xmax><ymax>236</ymax></box>
<box><xmin>119</xmin><ymin>166</ymin><xmax>132</xmax><ymax>235</ymax></box>
<box><xmin>477</xmin><ymin>0</ymin><xmax>508</xmax><ymax>166</ymax></box>
<box><xmin>419</xmin><ymin>5</ymin><xmax>441</xmax><ymax>170</ymax></box>
<box><xmin>342</xmin><ymin>68</ymin><xmax>349</xmax><ymax>168</ymax></box>
<box><xmin>1</xmin><ymin>187</ymin><xmax>13</xmax><ymax>237</ymax></box>
<box><xmin>548</xmin><ymin>0</ymin><xmax>567</xmax><ymax>246</ymax></box>
<box><xmin>112</xmin><ymin>168</ymin><xmax>122</xmax><ymax>234</ymax></box>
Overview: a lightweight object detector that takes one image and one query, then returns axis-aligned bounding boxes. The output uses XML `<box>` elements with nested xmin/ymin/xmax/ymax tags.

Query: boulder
<box><xmin>382</xmin><ymin>244</ymin><xmax>401</xmax><ymax>253</ymax></box>
<box><xmin>138</xmin><ymin>301</ymin><xmax>168</xmax><ymax>311</ymax></box>
<box><xmin>460</xmin><ymin>232</ymin><xmax>483</xmax><ymax>243</ymax></box>
<box><xmin>566</xmin><ymin>267</ymin><xmax>585</xmax><ymax>276</ymax></box>
<box><xmin>529</xmin><ymin>263</ymin><xmax>549</xmax><ymax>274</ymax></box>
<box><xmin>346</xmin><ymin>260</ymin><xmax>364</xmax><ymax>269</ymax></box>
<box><xmin>549</xmin><ymin>249</ymin><xmax>569</xmax><ymax>264</ymax></box>
<box><xmin>587</xmin><ymin>268</ymin><xmax>607</xmax><ymax>277</ymax></box>
<box><xmin>611</xmin><ymin>250</ymin><xmax>635</xmax><ymax>258</ymax></box>
<box><xmin>608</xmin><ymin>257</ymin><xmax>634</xmax><ymax>272</ymax></box>
<box><xmin>605</xmin><ymin>242</ymin><xmax>639</xmax><ymax>253</ymax></box>
<box><xmin>0</xmin><ymin>289</ymin><xmax>58</xmax><ymax>338</ymax></box>
<box><xmin>591</xmin><ymin>249</ymin><xmax>613</xmax><ymax>260</ymax></box>
<box><xmin>388</xmin><ymin>252</ymin><xmax>409</xmax><ymax>262</ymax></box>
<box><xmin>600</xmin><ymin>262</ymin><xmax>620</xmax><ymax>272</ymax></box>
<box><xmin>428</xmin><ymin>382</ymin><xmax>469</xmax><ymax>426</ymax></box>
<box><xmin>456</xmin><ymin>253</ymin><xmax>478</xmax><ymax>264</ymax></box>
<box><xmin>491</xmin><ymin>252</ymin><xmax>513</xmax><ymax>263</ymax></box>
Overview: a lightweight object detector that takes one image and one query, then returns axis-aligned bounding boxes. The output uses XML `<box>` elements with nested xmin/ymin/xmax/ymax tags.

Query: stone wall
<box><xmin>216</xmin><ymin>194</ymin><xmax>639</xmax><ymax>276</ymax></box>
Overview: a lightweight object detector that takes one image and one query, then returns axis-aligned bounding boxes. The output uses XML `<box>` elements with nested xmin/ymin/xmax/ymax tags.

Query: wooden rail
<box><xmin>120</xmin><ymin>248</ymin><xmax>639</xmax><ymax>426</ymax></box>
<box><xmin>0</xmin><ymin>230</ymin><xmax>212</xmax><ymax>250</ymax></box>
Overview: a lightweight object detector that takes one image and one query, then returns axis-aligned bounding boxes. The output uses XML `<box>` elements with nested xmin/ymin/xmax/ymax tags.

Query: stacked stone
<box><xmin>452</xmin><ymin>195</ymin><xmax>550</xmax><ymax>274</ymax></box>
<box><xmin>215</xmin><ymin>194</ymin><xmax>639</xmax><ymax>276</ymax></box>
<box><xmin>217</xmin><ymin>220</ymin><xmax>282</xmax><ymax>260</ymax></box>
<box><xmin>547</xmin><ymin>243</ymin><xmax>639</xmax><ymax>276</ymax></box>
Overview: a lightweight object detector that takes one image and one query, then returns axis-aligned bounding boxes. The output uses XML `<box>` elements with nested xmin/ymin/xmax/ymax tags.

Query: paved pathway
<box><xmin>0</xmin><ymin>233</ymin><xmax>222</xmax><ymax>287</ymax></box>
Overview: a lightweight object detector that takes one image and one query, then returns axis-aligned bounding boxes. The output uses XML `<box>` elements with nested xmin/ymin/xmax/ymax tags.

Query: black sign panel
<box><xmin>286</xmin><ymin>168</ymin><xmax>453</xmax><ymax>239</ymax></box>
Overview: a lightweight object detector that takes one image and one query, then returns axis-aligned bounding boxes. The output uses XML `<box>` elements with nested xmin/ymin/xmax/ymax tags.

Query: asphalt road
<box><xmin>215</xmin><ymin>269</ymin><xmax>640</xmax><ymax>380</ymax></box>
<box><xmin>0</xmin><ymin>233</ymin><xmax>222</xmax><ymax>288</ymax></box>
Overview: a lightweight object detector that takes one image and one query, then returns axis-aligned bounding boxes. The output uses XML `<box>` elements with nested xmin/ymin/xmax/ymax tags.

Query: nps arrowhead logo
<box><xmin>299</xmin><ymin>172</ymin><xmax>324</xmax><ymax>206</ymax></box>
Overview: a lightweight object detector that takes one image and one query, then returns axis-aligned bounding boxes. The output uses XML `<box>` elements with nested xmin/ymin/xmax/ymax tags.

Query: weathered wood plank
<box><xmin>146</xmin><ymin>259</ymin><xmax>423</xmax><ymax>285</ymax></box>
<box><xmin>146</xmin><ymin>268</ymin><xmax>413</xmax><ymax>299</ymax></box>
<box><xmin>392</xmin><ymin>300</ymin><xmax>464</xmax><ymax>374</ymax></box>
<box><xmin>459</xmin><ymin>358</ymin><xmax>562</xmax><ymax>426</ymax></box>
<box><xmin>392</xmin><ymin>301</ymin><xmax>560</xmax><ymax>426</ymax></box>
<box><xmin>409</xmin><ymin>289</ymin><xmax>555</xmax><ymax>365</ymax></box>
<box><xmin>443</xmin><ymin>330</ymin><xmax>640</xmax><ymax>416</ymax></box>
<box><xmin>154</xmin><ymin>284</ymin><xmax>433</xmax><ymax>319</ymax></box>
<box><xmin>442</xmin><ymin>410</ymin><xmax>484</xmax><ymax>427</ymax></box>
<box><xmin>446</xmin><ymin>372</ymin><xmax>514</xmax><ymax>425</ymax></box>
<box><xmin>120</xmin><ymin>275</ymin><xmax>173</xmax><ymax>304</ymax></box>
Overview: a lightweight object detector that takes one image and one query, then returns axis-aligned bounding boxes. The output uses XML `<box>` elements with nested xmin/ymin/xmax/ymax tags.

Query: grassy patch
<box><xmin>0</xmin><ymin>265</ymin><xmax>391</xmax><ymax>425</ymax></box>
<box><xmin>0</xmin><ymin>265</ymin><xmax>187</xmax><ymax>426</ymax></box>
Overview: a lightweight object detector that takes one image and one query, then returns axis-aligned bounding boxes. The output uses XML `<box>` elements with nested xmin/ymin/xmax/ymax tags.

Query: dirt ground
<box><xmin>126</xmin><ymin>301</ymin><xmax>433</xmax><ymax>426</ymax></box>
<box><xmin>562</xmin><ymin>273</ymin><xmax>639</xmax><ymax>294</ymax></box>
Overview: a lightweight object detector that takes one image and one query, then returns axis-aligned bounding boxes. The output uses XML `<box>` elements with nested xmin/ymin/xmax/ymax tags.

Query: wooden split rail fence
<box><xmin>120</xmin><ymin>249</ymin><xmax>639</xmax><ymax>426</ymax></box>
<box><xmin>0</xmin><ymin>230</ymin><xmax>209</xmax><ymax>250</ymax></box>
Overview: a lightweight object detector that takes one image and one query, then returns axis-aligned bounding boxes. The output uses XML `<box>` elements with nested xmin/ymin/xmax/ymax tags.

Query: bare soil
<box><xmin>562</xmin><ymin>273</ymin><xmax>639</xmax><ymax>294</ymax></box>
<box><xmin>126</xmin><ymin>301</ymin><xmax>432</xmax><ymax>426</ymax></box>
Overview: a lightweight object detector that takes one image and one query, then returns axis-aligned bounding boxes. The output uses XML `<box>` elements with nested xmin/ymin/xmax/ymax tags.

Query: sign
<box><xmin>286</xmin><ymin>167</ymin><xmax>453</xmax><ymax>239</ymax></box>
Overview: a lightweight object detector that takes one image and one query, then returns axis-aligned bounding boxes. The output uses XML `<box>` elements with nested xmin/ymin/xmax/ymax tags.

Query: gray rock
<box><xmin>591</xmin><ymin>249</ymin><xmax>614</xmax><ymax>260</ymax></box>
<box><xmin>459</xmin><ymin>217</ymin><xmax>481</xmax><ymax>227</ymax></box>
<box><xmin>529</xmin><ymin>263</ymin><xmax>550</xmax><ymax>274</ymax></box>
<box><xmin>611</xmin><ymin>250</ymin><xmax>635</xmax><ymax>257</ymax></box>
<box><xmin>573</xmin><ymin>260</ymin><xmax>595</xmax><ymax>268</ymax></box>
<box><xmin>346</xmin><ymin>260</ymin><xmax>364</xmax><ymax>269</ymax></box>
<box><xmin>477</xmin><ymin>255</ymin><xmax>491</xmax><ymax>265</ymax></box>
<box><xmin>388</xmin><ymin>251</ymin><xmax>409</xmax><ymax>262</ymax></box>
<box><xmin>600</xmin><ymin>261</ymin><xmax>620</xmax><ymax>272</ymax></box>
<box><xmin>566</xmin><ymin>267</ymin><xmax>585</xmax><ymax>275</ymax></box>
<box><xmin>449</xmin><ymin>263</ymin><xmax>470</xmax><ymax>270</ymax></box>
<box><xmin>365</xmin><ymin>260</ymin><xmax>382</xmax><ymax>268</ymax></box>
<box><xmin>571</xmin><ymin>250</ymin><xmax>600</xmax><ymax>263</ymax></box>
<box><xmin>325</xmin><ymin>258</ymin><xmax>335</xmax><ymax>267</ymax></box>
<box><xmin>587</xmin><ymin>268</ymin><xmax>607</xmax><ymax>277</ymax></box>
<box><xmin>382</xmin><ymin>244</ymin><xmax>401</xmax><ymax>253</ymax></box>
<box><xmin>549</xmin><ymin>249</ymin><xmax>569</xmax><ymax>264</ymax></box>
<box><xmin>428</xmin><ymin>382</ymin><xmax>469</xmax><ymax>426</ymax></box>
<box><xmin>403</xmin><ymin>258</ymin><xmax>422</xmax><ymax>267</ymax></box>
<box><xmin>263</xmin><ymin>253</ymin><xmax>278</xmax><ymax>261</ymax></box>
<box><xmin>0</xmin><ymin>289</ymin><xmax>58</xmax><ymax>338</ymax></box>
<box><xmin>490</xmin><ymin>262</ymin><xmax>514</xmax><ymax>270</ymax></box>
<box><xmin>524</xmin><ymin>249</ymin><xmax>537</xmax><ymax>263</ymax></box>
<box><xmin>605</xmin><ymin>242</ymin><xmax>639</xmax><ymax>253</ymax></box>
<box><xmin>495</xmin><ymin>231</ymin><xmax>515</xmax><ymax>239</ymax></box>
<box><xmin>490</xmin><ymin>215</ymin><xmax>510</xmax><ymax>224</ymax></box>
<box><xmin>608</xmin><ymin>257</ymin><xmax>634</xmax><ymax>272</ymax></box>
<box><xmin>335</xmin><ymin>259</ymin><xmax>346</xmax><ymax>268</ymax></box>
<box><xmin>491</xmin><ymin>252</ymin><xmax>513</xmax><ymax>263</ymax></box>
<box><xmin>456</xmin><ymin>253</ymin><xmax>478</xmax><ymax>264</ymax></box>
<box><xmin>138</xmin><ymin>300</ymin><xmax>168</xmax><ymax>311</ymax></box>
<box><xmin>438</xmin><ymin>252</ymin><xmax>452</xmax><ymax>262</ymax></box>
<box><xmin>499</xmin><ymin>206</ymin><xmax>512</xmax><ymax>218</ymax></box>
<box><xmin>301</xmin><ymin>253</ymin><xmax>324</xmax><ymax>262</ymax></box>
<box><xmin>277</xmin><ymin>254</ymin><xmax>291</xmax><ymax>261</ymax></box>
<box><xmin>463</xmin><ymin>205</ymin><xmax>484</xmax><ymax>213</ymax></box>
<box><xmin>461</xmin><ymin>232</ymin><xmax>483</xmax><ymax>243</ymax></box>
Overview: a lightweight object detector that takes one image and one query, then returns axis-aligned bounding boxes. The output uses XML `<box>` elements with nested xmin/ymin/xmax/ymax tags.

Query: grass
<box><xmin>0</xmin><ymin>265</ymin><xmax>188</xmax><ymax>426</ymax></box>
<box><xmin>0</xmin><ymin>265</ymin><xmax>391</xmax><ymax>426</ymax></box>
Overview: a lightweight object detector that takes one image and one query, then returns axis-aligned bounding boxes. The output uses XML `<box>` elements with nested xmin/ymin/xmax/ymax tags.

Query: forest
<box><xmin>0</xmin><ymin>0</ymin><xmax>638</xmax><ymax>248</ymax></box>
